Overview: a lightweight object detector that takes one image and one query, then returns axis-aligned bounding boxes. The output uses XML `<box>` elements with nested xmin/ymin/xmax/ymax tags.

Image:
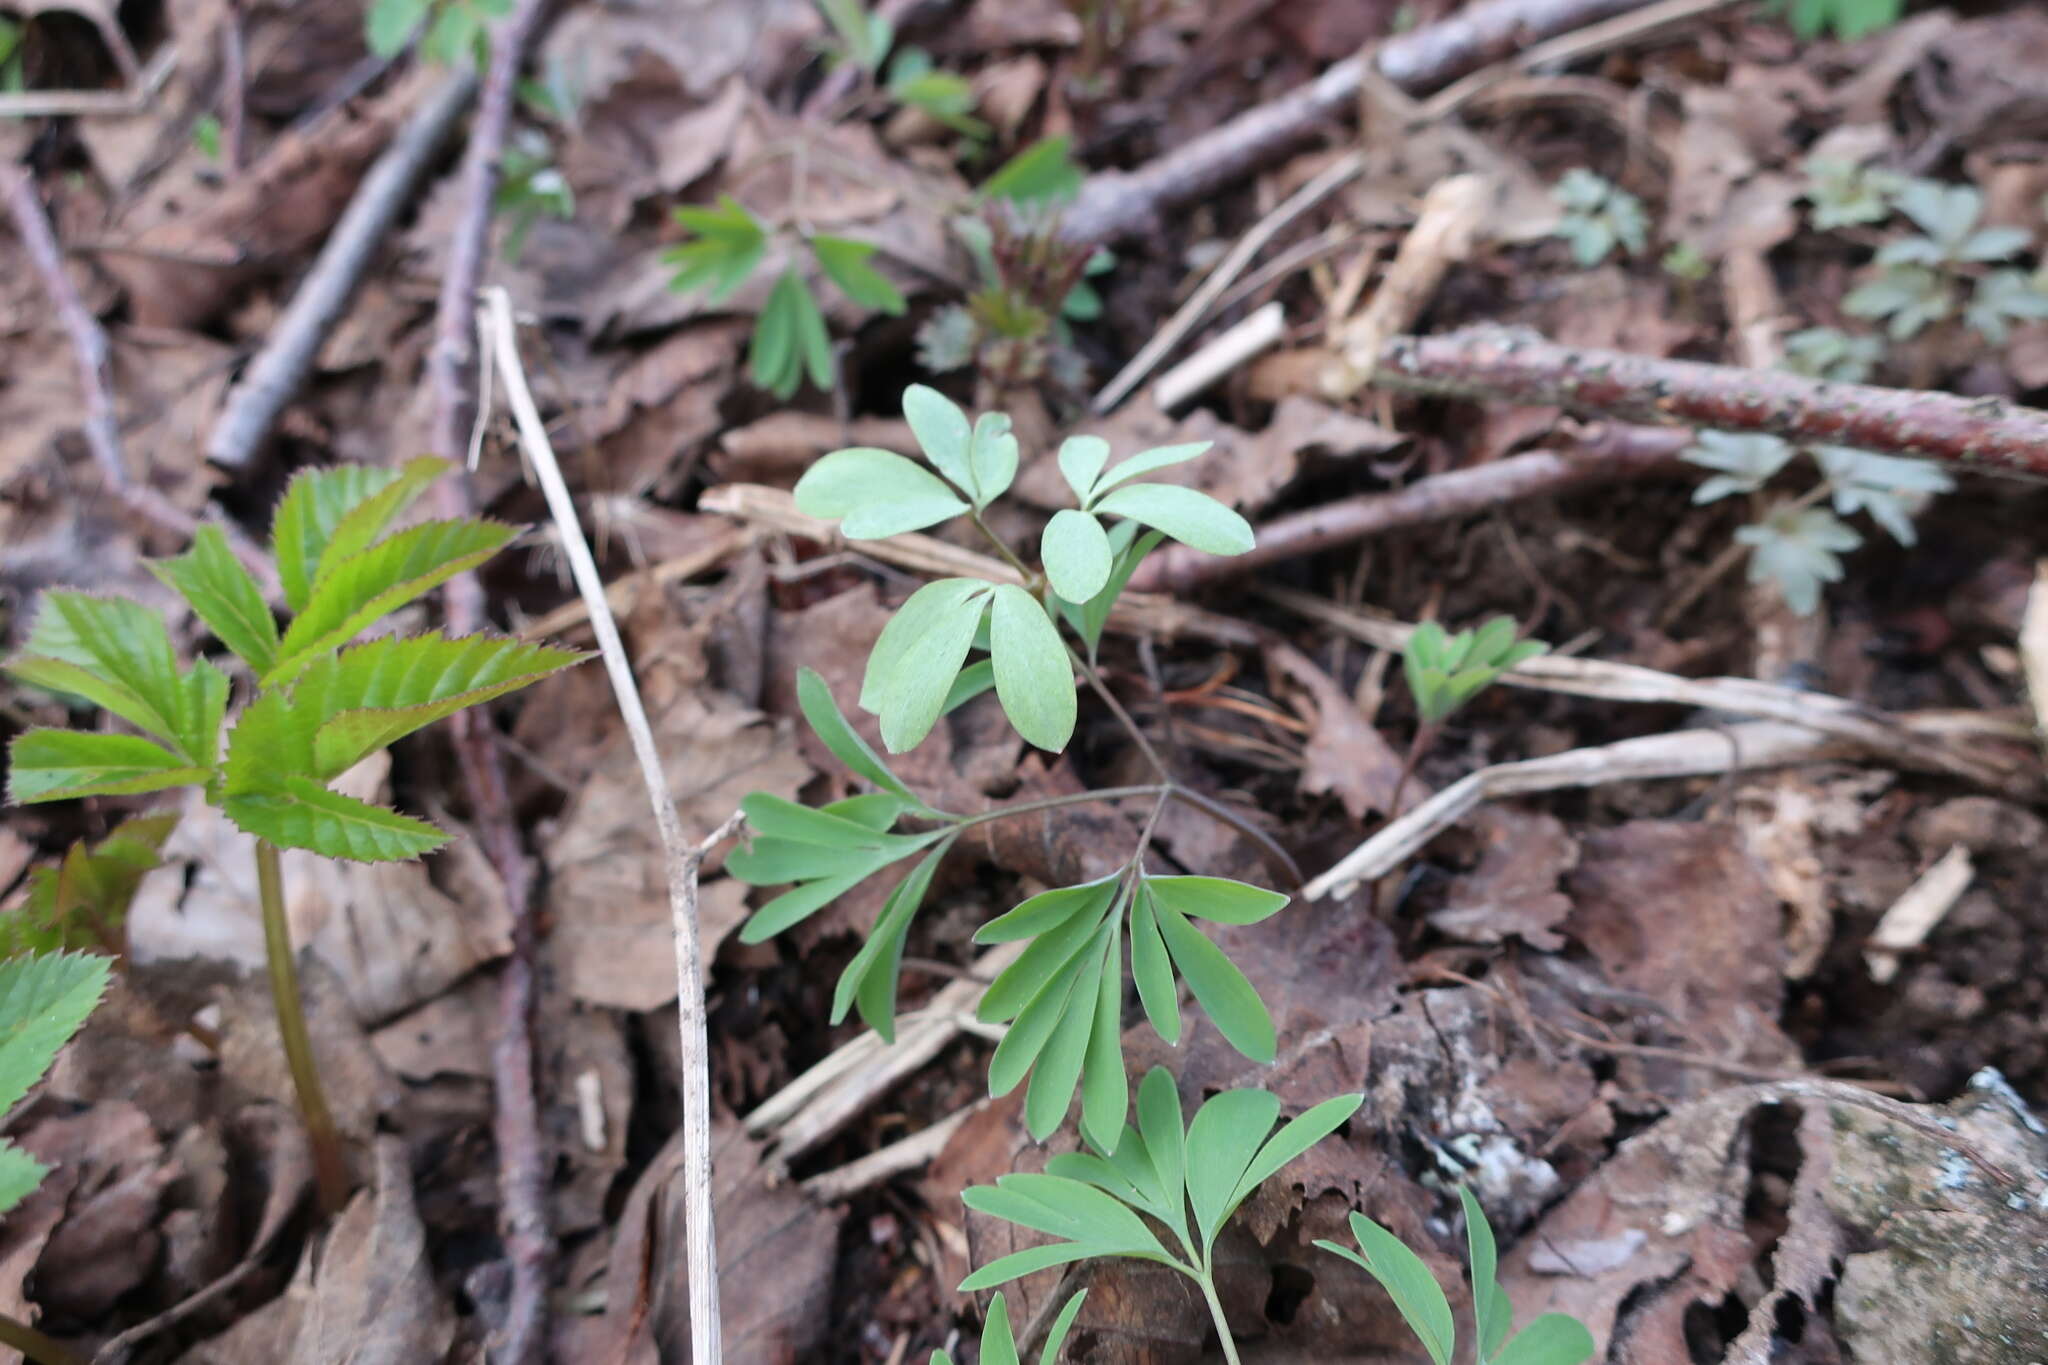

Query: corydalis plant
<box><xmin>736</xmin><ymin>388</ymin><xmax>1278</xmax><ymax>1148</ymax></box>
<box><xmin>959</xmin><ymin>1068</ymin><xmax>1362</xmax><ymax>1365</ymax></box>
<box><xmin>931</xmin><ymin>1289</ymin><xmax>1085</xmax><ymax>1365</ymax></box>
<box><xmin>4</xmin><ymin>457</ymin><xmax>585</xmax><ymax>1210</ymax></box>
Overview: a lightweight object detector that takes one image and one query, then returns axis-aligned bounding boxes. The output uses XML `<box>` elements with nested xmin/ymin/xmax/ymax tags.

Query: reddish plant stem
<box><xmin>1134</xmin><ymin>425</ymin><xmax>1689</xmax><ymax>592</ymax></box>
<box><xmin>1374</xmin><ymin>325</ymin><xmax>2048</xmax><ymax>478</ymax></box>
<box><xmin>424</xmin><ymin>4</ymin><xmax>555</xmax><ymax>1361</ymax></box>
<box><xmin>1058</xmin><ymin>0</ymin><xmax>1658</xmax><ymax>244</ymax></box>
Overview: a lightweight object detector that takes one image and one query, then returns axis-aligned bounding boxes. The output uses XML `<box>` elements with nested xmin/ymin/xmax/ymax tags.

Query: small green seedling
<box><xmin>1781</xmin><ymin>327</ymin><xmax>1883</xmax><ymax>383</ymax></box>
<box><xmin>1684</xmin><ymin>431</ymin><xmax>1954</xmax><ymax>613</ymax></box>
<box><xmin>1766</xmin><ymin>0</ymin><xmax>1899</xmax><ymax>38</ymax></box>
<box><xmin>1802</xmin><ymin>155</ymin><xmax>1906</xmax><ymax>231</ymax></box>
<box><xmin>1403</xmin><ymin>619</ymin><xmax>1547</xmax><ymax>728</ymax></box>
<box><xmin>1845</xmin><ymin>179</ymin><xmax>2048</xmax><ymax>342</ymax></box>
<box><xmin>0</xmin><ymin>812</ymin><xmax>176</xmax><ymax>959</ymax></box>
<box><xmin>0</xmin><ymin>17</ymin><xmax>25</xmax><ymax>93</ymax></box>
<box><xmin>1317</xmin><ymin>1186</ymin><xmax>1594</xmax><ymax>1365</ymax></box>
<box><xmin>959</xmin><ymin>1068</ymin><xmax>1362</xmax><ymax>1365</ymax></box>
<box><xmin>4</xmin><ymin>457</ymin><xmax>585</xmax><ymax>1213</ymax></box>
<box><xmin>664</xmin><ymin>196</ymin><xmax>906</xmax><ymax>399</ymax></box>
<box><xmin>1550</xmin><ymin>170</ymin><xmax>1647</xmax><ymax>268</ymax></box>
<box><xmin>364</xmin><ymin>0</ymin><xmax>509</xmax><ymax>65</ymax></box>
<box><xmin>495</xmin><ymin>130</ymin><xmax>575</xmax><ymax>264</ymax></box>
<box><xmin>932</xmin><ymin>1289</ymin><xmax>1086</xmax><ymax>1365</ymax></box>
<box><xmin>816</xmin><ymin>0</ymin><xmax>987</xmax><ymax>136</ymax></box>
<box><xmin>0</xmin><ymin>952</ymin><xmax>112</xmax><ymax>1216</ymax></box>
<box><xmin>1660</xmin><ymin>242</ymin><xmax>1709</xmax><ymax>283</ymax></box>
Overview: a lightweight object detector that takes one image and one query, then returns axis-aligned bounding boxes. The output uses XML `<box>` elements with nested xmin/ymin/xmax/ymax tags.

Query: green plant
<box><xmin>663</xmin><ymin>195</ymin><xmax>907</xmax><ymax>398</ymax></box>
<box><xmin>0</xmin><ymin>951</ymin><xmax>111</xmax><ymax>1215</ymax></box>
<box><xmin>191</xmin><ymin>114</ymin><xmax>222</xmax><ymax>162</ymax></box>
<box><xmin>3</xmin><ymin>457</ymin><xmax>585</xmax><ymax>1212</ymax></box>
<box><xmin>0</xmin><ymin>812</ymin><xmax>176</xmax><ymax>959</ymax></box>
<box><xmin>1844</xmin><ymin>180</ymin><xmax>2047</xmax><ymax>342</ymax></box>
<box><xmin>0</xmin><ymin>17</ymin><xmax>24</xmax><ymax>93</ymax></box>
<box><xmin>1317</xmin><ymin>1186</ymin><xmax>1594</xmax><ymax>1365</ymax></box>
<box><xmin>1767</xmin><ymin>0</ymin><xmax>1900</xmax><ymax>39</ymax></box>
<box><xmin>733</xmin><ymin>387</ymin><xmax>1291</xmax><ymax>1144</ymax></box>
<box><xmin>815</xmin><ymin>0</ymin><xmax>987</xmax><ymax>136</ymax></box>
<box><xmin>1684</xmin><ymin>431</ymin><xmax>1954</xmax><ymax>613</ymax></box>
<box><xmin>364</xmin><ymin>0</ymin><xmax>510</xmax><ymax>65</ymax></box>
<box><xmin>931</xmin><ymin>1289</ymin><xmax>1086</xmax><ymax>1365</ymax></box>
<box><xmin>1551</xmin><ymin>169</ymin><xmax>1647</xmax><ymax>267</ymax></box>
<box><xmin>1388</xmin><ymin>617</ymin><xmax>1545</xmax><ymax>826</ymax></box>
<box><xmin>1660</xmin><ymin>242</ymin><xmax>1709</xmax><ymax>282</ymax></box>
<box><xmin>1801</xmin><ymin>155</ymin><xmax>1905</xmax><ymax>230</ymax></box>
<box><xmin>495</xmin><ymin>130</ymin><xmax>575</xmax><ymax>263</ymax></box>
<box><xmin>1782</xmin><ymin>326</ymin><xmax>1884</xmax><ymax>383</ymax></box>
<box><xmin>958</xmin><ymin>1068</ymin><xmax>1362</xmax><ymax>1365</ymax></box>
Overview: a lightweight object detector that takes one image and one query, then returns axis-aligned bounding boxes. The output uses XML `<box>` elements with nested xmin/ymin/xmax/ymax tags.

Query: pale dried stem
<box><xmin>482</xmin><ymin>288</ymin><xmax>728</xmax><ymax>1365</ymax></box>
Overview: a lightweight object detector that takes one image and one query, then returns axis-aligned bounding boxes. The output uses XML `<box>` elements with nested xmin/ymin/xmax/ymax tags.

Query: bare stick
<box><xmin>1320</xmin><ymin>173</ymin><xmax>1490</xmax><ymax>399</ymax></box>
<box><xmin>429</xmin><ymin>0</ymin><xmax>547</xmax><ymax>470</ymax></box>
<box><xmin>0</xmin><ymin>46</ymin><xmax>177</xmax><ymax>118</ymax></box>
<box><xmin>482</xmin><ymin>288</ymin><xmax>728</xmax><ymax>1365</ymax></box>
<box><xmin>1058</xmin><ymin>0</ymin><xmax>1659</xmax><ymax>244</ymax></box>
<box><xmin>1151</xmin><ymin>301</ymin><xmax>1287</xmax><ymax>411</ymax></box>
<box><xmin>1131</xmin><ymin>425</ymin><xmax>1689</xmax><ymax>591</ymax></box>
<box><xmin>1372</xmin><ymin>325</ymin><xmax>2048</xmax><ymax>477</ymax></box>
<box><xmin>206</xmin><ymin>73</ymin><xmax>477</xmax><ymax>470</ymax></box>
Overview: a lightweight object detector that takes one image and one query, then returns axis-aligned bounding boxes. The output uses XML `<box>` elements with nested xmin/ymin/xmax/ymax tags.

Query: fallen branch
<box><xmin>1</xmin><ymin>161</ymin><xmax>270</xmax><ymax>571</ymax></box>
<box><xmin>206</xmin><ymin>73</ymin><xmax>477</xmax><ymax>470</ymax></box>
<box><xmin>1372</xmin><ymin>325</ymin><xmax>2048</xmax><ymax>477</ymax></box>
<box><xmin>418</xmin><ymin>9</ymin><xmax>553</xmax><ymax>1362</ymax></box>
<box><xmin>483</xmin><ymin>288</ymin><xmax>730</xmax><ymax>1365</ymax></box>
<box><xmin>1059</xmin><ymin>0</ymin><xmax>1659</xmax><ymax>244</ymax></box>
<box><xmin>1130</xmin><ymin>424</ymin><xmax>1689</xmax><ymax>592</ymax></box>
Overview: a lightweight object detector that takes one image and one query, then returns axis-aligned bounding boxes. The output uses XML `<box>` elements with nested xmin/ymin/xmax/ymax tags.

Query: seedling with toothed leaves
<box><xmin>1388</xmin><ymin>618</ymin><xmax>1547</xmax><ymax>827</ymax></box>
<box><xmin>1317</xmin><ymin>1186</ymin><xmax>1594</xmax><ymax>1365</ymax></box>
<box><xmin>733</xmin><ymin>384</ymin><xmax>1290</xmax><ymax>1149</ymax></box>
<box><xmin>0</xmin><ymin>812</ymin><xmax>177</xmax><ymax>960</ymax></box>
<box><xmin>957</xmin><ymin>1068</ymin><xmax>1362</xmax><ymax>1365</ymax></box>
<box><xmin>1682</xmin><ymin>431</ymin><xmax>1953</xmax><ymax>615</ymax></box>
<box><xmin>3</xmin><ymin>457</ymin><xmax>587</xmax><ymax>1215</ymax></box>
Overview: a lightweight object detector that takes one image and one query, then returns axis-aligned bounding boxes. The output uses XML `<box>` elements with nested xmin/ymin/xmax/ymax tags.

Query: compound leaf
<box><xmin>1057</xmin><ymin>435</ymin><xmax>1111</xmax><ymax>502</ymax></box>
<box><xmin>0</xmin><ymin>950</ymin><xmax>111</xmax><ymax>1119</ymax></box>
<box><xmin>793</xmin><ymin>447</ymin><xmax>968</xmax><ymax>539</ymax></box>
<box><xmin>148</xmin><ymin>526</ymin><xmax>279</xmax><ymax>675</ymax></box>
<box><xmin>271</xmin><ymin>463</ymin><xmax>411</xmax><ymax>613</ymax></box>
<box><xmin>1491</xmin><ymin>1314</ymin><xmax>1596</xmax><ymax>1365</ymax></box>
<box><xmin>867</xmin><ymin>580</ymin><xmax>989</xmax><ymax>752</ymax></box>
<box><xmin>225</xmin><ymin>776</ymin><xmax>449</xmax><ymax>862</ymax></box>
<box><xmin>1232</xmin><ymin>1093</ymin><xmax>1364</xmax><ymax>1209</ymax></box>
<box><xmin>968</xmin><ymin>411</ymin><xmax>1018</xmax><ymax>507</ymax></box>
<box><xmin>6</xmin><ymin>729</ymin><xmax>207</xmax><ymax>803</ymax></box>
<box><xmin>1153</xmin><ymin>899</ymin><xmax>1275</xmax><ymax>1062</ymax></box>
<box><xmin>1094</xmin><ymin>483</ymin><xmax>1253</xmax><ymax>556</ymax></box>
<box><xmin>796</xmin><ymin>667</ymin><xmax>918</xmax><ymax>803</ymax></box>
<box><xmin>977</xmin><ymin>875</ymin><xmax>1118</xmax><ymax>945</ymax></box>
<box><xmin>1128</xmin><ymin>886</ymin><xmax>1180</xmax><ymax>1044</ymax></box>
<box><xmin>1317</xmin><ymin>1213</ymin><xmax>1454</xmax><ymax>1365</ymax></box>
<box><xmin>10</xmin><ymin>592</ymin><xmax>189</xmax><ymax>751</ymax></box>
<box><xmin>988</xmin><ymin>584</ymin><xmax>1074</xmax><ymax>752</ymax></box>
<box><xmin>1184</xmin><ymin>1088</ymin><xmax>1279</xmax><ymax>1250</ymax></box>
<box><xmin>840</xmin><ymin>838</ymin><xmax>952</xmax><ymax>1037</ymax></box>
<box><xmin>810</xmin><ymin>234</ymin><xmax>906</xmax><ymax>314</ymax></box>
<box><xmin>1090</xmin><ymin>442</ymin><xmax>1212</xmax><ymax>499</ymax></box>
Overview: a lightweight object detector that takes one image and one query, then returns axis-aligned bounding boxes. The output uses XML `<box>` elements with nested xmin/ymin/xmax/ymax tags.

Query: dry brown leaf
<box><xmin>285</xmin><ymin>1137</ymin><xmax>454</xmax><ymax>1365</ymax></box>
<box><xmin>17</xmin><ymin>1101</ymin><xmax>174</xmax><ymax>1322</ymax></box>
<box><xmin>1427</xmin><ymin>806</ymin><xmax>1577</xmax><ymax>951</ymax></box>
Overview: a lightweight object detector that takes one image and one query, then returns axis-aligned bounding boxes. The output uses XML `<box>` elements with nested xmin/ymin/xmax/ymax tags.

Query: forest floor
<box><xmin>3</xmin><ymin>0</ymin><xmax>2048</xmax><ymax>1361</ymax></box>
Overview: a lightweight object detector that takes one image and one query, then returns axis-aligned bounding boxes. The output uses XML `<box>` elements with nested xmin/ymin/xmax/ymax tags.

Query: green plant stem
<box><xmin>1195</xmin><ymin>1269</ymin><xmax>1243</xmax><ymax>1365</ymax></box>
<box><xmin>1069</xmin><ymin>643</ymin><xmax>1171</xmax><ymax>779</ymax></box>
<box><xmin>970</xmin><ymin>509</ymin><xmax>1037</xmax><ymax>581</ymax></box>
<box><xmin>254</xmin><ymin>838</ymin><xmax>350</xmax><ymax>1216</ymax></box>
<box><xmin>950</xmin><ymin>784</ymin><xmax>1168</xmax><ymax>831</ymax></box>
<box><xmin>0</xmin><ymin>1311</ymin><xmax>85</xmax><ymax>1365</ymax></box>
<box><xmin>1166</xmin><ymin>786</ymin><xmax>1302</xmax><ymax>889</ymax></box>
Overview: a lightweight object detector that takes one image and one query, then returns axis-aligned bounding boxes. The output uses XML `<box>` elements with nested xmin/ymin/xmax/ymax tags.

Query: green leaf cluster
<box><xmin>1402</xmin><ymin>619</ymin><xmax>1546</xmax><ymax>726</ymax></box>
<box><xmin>1802</xmin><ymin>155</ymin><xmax>1905</xmax><ymax>231</ymax></box>
<box><xmin>495</xmin><ymin>130</ymin><xmax>575</xmax><ymax>264</ymax></box>
<box><xmin>981</xmin><ymin>136</ymin><xmax>1086</xmax><ymax>208</ymax></box>
<box><xmin>0</xmin><ymin>952</ymin><xmax>113</xmax><ymax>1216</ymax></box>
<box><xmin>960</xmin><ymin>1067</ymin><xmax>1361</xmax><ymax>1291</ymax></box>
<box><xmin>1781</xmin><ymin>327</ymin><xmax>1883</xmax><ymax>383</ymax></box>
<box><xmin>0</xmin><ymin>813</ymin><xmax>177</xmax><ymax>958</ymax></box>
<box><xmin>5</xmin><ymin>457</ymin><xmax>585</xmax><ymax>863</ymax></box>
<box><xmin>1551</xmin><ymin>169</ymin><xmax>1648</xmax><ymax>267</ymax></box>
<box><xmin>365</xmin><ymin>0</ymin><xmax>510</xmax><ymax>66</ymax></box>
<box><xmin>663</xmin><ymin>197</ymin><xmax>907</xmax><ymax>398</ymax></box>
<box><xmin>1041</xmin><ymin>434</ymin><xmax>1253</xmax><ymax>603</ymax></box>
<box><xmin>1767</xmin><ymin>0</ymin><xmax>1899</xmax><ymax>38</ymax></box>
<box><xmin>930</xmin><ymin>1290</ymin><xmax>1085</xmax><ymax>1365</ymax></box>
<box><xmin>1840</xmin><ymin>177</ymin><xmax>2048</xmax><ymax>343</ymax></box>
<box><xmin>1317</xmin><ymin>1187</ymin><xmax>1594</xmax><ymax>1365</ymax></box>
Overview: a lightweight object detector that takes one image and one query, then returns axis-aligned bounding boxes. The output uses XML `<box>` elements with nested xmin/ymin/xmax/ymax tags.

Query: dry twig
<box><xmin>1372</xmin><ymin>326</ymin><xmax>2048</xmax><ymax>476</ymax></box>
<box><xmin>483</xmin><ymin>288</ymin><xmax>730</xmax><ymax>1365</ymax></box>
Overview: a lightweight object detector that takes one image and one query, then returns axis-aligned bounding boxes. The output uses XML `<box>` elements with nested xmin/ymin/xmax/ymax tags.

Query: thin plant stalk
<box><xmin>254</xmin><ymin>838</ymin><xmax>349</xmax><ymax>1214</ymax></box>
<box><xmin>1195</xmin><ymin>1270</ymin><xmax>1243</xmax><ymax>1365</ymax></box>
<box><xmin>0</xmin><ymin>1312</ymin><xmax>86</xmax><ymax>1365</ymax></box>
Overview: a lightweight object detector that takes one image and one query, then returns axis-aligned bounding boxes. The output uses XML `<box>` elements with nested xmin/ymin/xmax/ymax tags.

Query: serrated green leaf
<box><xmin>982</xmin><ymin>135</ymin><xmax>1083</xmax><ymax>205</ymax></box>
<box><xmin>0</xmin><ymin>951</ymin><xmax>113</xmax><ymax>1118</ymax></box>
<box><xmin>793</xmin><ymin>447</ymin><xmax>969</xmax><ymax>539</ymax></box>
<box><xmin>316</xmin><ymin>456</ymin><xmax>451</xmax><ymax>581</ymax></box>
<box><xmin>988</xmin><ymin>584</ymin><xmax>1075</xmax><ymax>752</ymax></box>
<box><xmin>5</xmin><ymin>814</ymin><xmax>175</xmax><ymax>958</ymax></box>
<box><xmin>810</xmin><ymin>234</ymin><xmax>906</xmax><ymax>314</ymax></box>
<box><xmin>6</xmin><ymin>729</ymin><xmax>208</xmax><ymax>802</ymax></box>
<box><xmin>1154</xmin><ymin>899</ymin><xmax>1274</xmax><ymax>1062</ymax></box>
<box><xmin>1318</xmin><ymin>1212</ymin><xmax>1454</xmax><ymax>1365</ymax></box>
<box><xmin>841</xmin><ymin>838</ymin><xmax>951</xmax><ymax>1038</ymax></box>
<box><xmin>1089</xmin><ymin>442</ymin><xmax>1212</xmax><ymax>500</ymax></box>
<box><xmin>1058</xmin><ymin>435</ymin><xmax>1111</xmax><ymax>502</ymax></box>
<box><xmin>1042</xmin><ymin>509</ymin><xmax>1112</xmax><ymax>604</ymax></box>
<box><xmin>967</xmin><ymin>411</ymin><xmax>1017</xmax><ymax>508</ymax></box>
<box><xmin>225</xmin><ymin>776</ymin><xmax>450</xmax><ymax>862</ymax></box>
<box><xmin>1185</xmin><ymin>1087</ymin><xmax>1279</xmax><ymax>1251</ymax></box>
<box><xmin>796</xmin><ymin>667</ymin><xmax>919</xmax><ymax>804</ymax></box>
<box><xmin>289</xmin><ymin>633</ymin><xmax>585</xmax><ymax>779</ymax></box>
<box><xmin>1491</xmin><ymin>1314</ymin><xmax>1596</xmax><ymax>1365</ymax></box>
<box><xmin>149</xmin><ymin>526</ymin><xmax>280</xmax><ymax>675</ymax></box>
<box><xmin>1231</xmin><ymin>1092</ymin><xmax>1362</xmax><ymax>1209</ymax></box>
<box><xmin>902</xmin><ymin>384</ymin><xmax>974</xmax><ymax>494</ymax></box>
<box><xmin>977</xmin><ymin>874</ymin><xmax>1118</xmax><ymax>944</ymax></box>
<box><xmin>870</xmin><ymin>580</ymin><xmax>990</xmax><ymax>753</ymax></box>
<box><xmin>1144</xmin><ymin>875</ymin><xmax>1287</xmax><ymax>925</ymax></box>
<box><xmin>1129</xmin><ymin>886</ymin><xmax>1180</xmax><ymax>1045</ymax></box>
<box><xmin>10</xmin><ymin>591</ymin><xmax>189</xmax><ymax>751</ymax></box>
<box><xmin>0</xmin><ymin>1140</ymin><xmax>49</xmax><ymax>1218</ymax></box>
<box><xmin>1094</xmin><ymin>483</ymin><xmax>1253</xmax><ymax>556</ymax></box>
<box><xmin>271</xmin><ymin>463</ymin><xmax>409</xmax><ymax>613</ymax></box>
<box><xmin>267</xmin><ymin>519</ymin><xmax>519</xmax><ymax>684</ymax></box>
